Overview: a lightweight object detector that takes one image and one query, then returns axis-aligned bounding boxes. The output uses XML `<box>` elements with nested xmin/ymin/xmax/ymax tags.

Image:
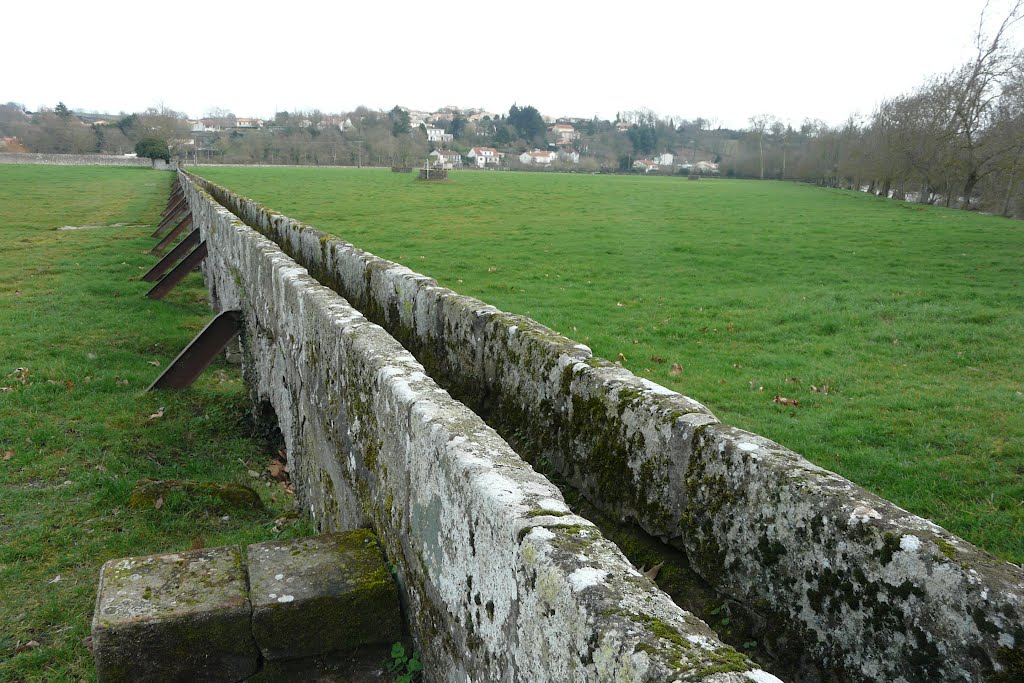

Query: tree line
<box><xmin>2</xmin><ymin>3</ymin><xmax>1020</xmax><ymax>216</ymax></box>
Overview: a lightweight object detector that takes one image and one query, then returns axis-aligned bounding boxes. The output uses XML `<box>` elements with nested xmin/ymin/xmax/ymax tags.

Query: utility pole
<box><xmin>352</xmin><ymin>140</ymin><xmax>363</xmax><ymax>168</ymax></box>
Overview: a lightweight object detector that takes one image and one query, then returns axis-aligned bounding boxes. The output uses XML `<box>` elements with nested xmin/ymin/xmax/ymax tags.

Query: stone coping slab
<box><xmin>92</xmin><ymin>545</ymin><xmax>257</xmax><ymax>682</ymax></box>
<box><xmin>248</xmin><ymin>530</ymin><xmax>401</xmax><ymax>661</ymax></box>
<box><xmin>92</xmin><ymin>532</ymin><xmax>400</xmax><ymax>682</ymax></box>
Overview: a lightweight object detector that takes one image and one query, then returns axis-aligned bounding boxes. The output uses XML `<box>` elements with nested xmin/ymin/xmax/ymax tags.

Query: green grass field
<box><xmin>193</xmin><ymin>166</ymin><xmax>1024</xmax><ymax>564</ymax></box>
<box><xmin>0</xmin><ymin>166</ymin><xmax>311</xmax><ymax>681</ymax></box>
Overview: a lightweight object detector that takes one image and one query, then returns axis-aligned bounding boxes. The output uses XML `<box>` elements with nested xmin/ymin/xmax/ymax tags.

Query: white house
<box><xmin>557</xmin><ymin>149</ymin><xmax>580</xmax><ymax>164</ymax></box>
<box><xmin>429</xmin><ymin>149</ymin><xmax>462</xmax><ymax>169</ymax></box>
<box><xmin>426</xmin><ymin>127</ymin><xmax>454</xmax><ymax>144</ymax></box>
<box><xmin>633</xmin><ymin>159</ymin><xmax>659</xmax><ymax>173</ymax></box>
<box><xmin>694</xmin><ymin>160</ymin><xmax>720</xmax><ymax>174</ymax></box>
<box><xmin>467</xmin><ymin>147</ymin><xmax>502</xmax><ymax>167</ymax></box>
<box><xmin>656</xmin><ymin>152</ymin><xmax>674</xmax><ymax>167</ymax></box>
<box><xmin>519</xmin><ymin>149</ymin><xmax>558</xmax><ymax>165</ymax></box>
<box><xmin>235</xmin><ymin>118</ymin><xmax>263</xmax><ymax>129</ymax></box>
<box><xmin>549</xmin><ymin>124</ymin><xmax>579</xmax><ymax>144</ymax></box>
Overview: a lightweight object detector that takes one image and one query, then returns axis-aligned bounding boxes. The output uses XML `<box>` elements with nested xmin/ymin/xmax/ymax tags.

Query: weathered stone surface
<box><xmin>247</xmin><ymin>530</ymin><xmax>401</xmax><ymax>661</ymax></box>
<box><xmin>185</xmin><ymin>170</ymin><xmax>1024</xmax><ymax>682</ymax></box>
<box><xmin>180</xmin><ymin>174</ymin><xmax>781</xmax><ymax>682</ymax></box>
<box><xmin>92</xmin><ymin>545</ymin><xmax>257</xmax><ymax>682</ymax></box>
<box><xmin>245</xmin><ymin>646</ymin><xmax>390</xmax><ymax>682</ymax></box>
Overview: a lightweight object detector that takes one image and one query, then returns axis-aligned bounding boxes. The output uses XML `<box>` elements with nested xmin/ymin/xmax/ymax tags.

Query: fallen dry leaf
<box><xmin>1</xmin><ymin>386</ymin><xmax>13</xmax><ymax>393</ymax></box>
<box><xmin>643</xmin><ymin>562</ymin><xmax>665</xmax><ymax>581</ymax></box>
<box><xmin>650</xmin><ymin>355</ymin><xmax>666</xmax><ymax>364</ymax></box>
<box><xmin>116</xmin><ymin>378</ymin><xmax>129</xmax><ymax>386</ymax></box>
<box><xmin>3</xmin><ymin>450</ymin><xmax>13</xmax><ymax>461</ymax></box>
<box><xmin>669</xmin><ymin>363</ymin><xmax>683</xmax><ymax>375</ymax></box>
<box><xmin>65</xmin><ymin>381</ymin><xmax>74</xmax><ymax>392</ymax></box>
<box><xmin>773</xmin><ymin>395</ymin><xmax>800</xmax><ymax>407</ymax></box>
<box><xmin>15</xmin><ymin>640</ymin><xmax>40</xmax><ymax>653</ymax></box>
<box><xmin>785</xmin><ymin>377</ymin><xmax>800</xmax><ymax>384</ymax></box>
<box><xmin>154</xmin><ymin>495</ymin><xmax>164</xmax><ymax>510</ymax></box>
<box><xmin>48</xmin><ymin>575</ymin><xmax>62</xmax><ymax>584</ymax></box>
<box><xmin>148</xmin><ymin>360</ymin><xmax>161</xmax><ymax>367</ymax></box>
<box><xmin>267</xmin><ymin>461</ymin><xmax>288</xmax><ymax>480</ymax></box>
<box><xmin>617</xmin><ymin>353</ymin><xmax>627</xmax><ymax>363</ymax></box>
<box><xmin>146</xmin><ymin>408</ymin><xmax>164</xmax><ymax>423</ymax></box>
<box><xmin>8</xmin><ymin>368</ymin><xmax>29</xmax><ymax>384</ymax></box>
<box><xmin>810</xmin><ymin>384</ymin><xmax>830</xmax><ymax>395</ymax></box>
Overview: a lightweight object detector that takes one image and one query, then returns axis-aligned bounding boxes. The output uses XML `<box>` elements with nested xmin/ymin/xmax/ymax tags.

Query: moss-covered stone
<box><xmin>92</xmin><ymin>545</ymin><xmax>257</xmax><ymax>682</ymax></box>
<box><xmin>128</xmin><ymin>478</ymin><xmax>263</xmax><ymax>511</ymax></box>
<box><xmin>247</xmin><ymin>530</ymin><xmax>402</xmax><ymax>661</ymax></box>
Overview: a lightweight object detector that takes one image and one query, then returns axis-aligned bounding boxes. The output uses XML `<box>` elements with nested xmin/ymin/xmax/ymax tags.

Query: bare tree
<box><xmin>748</xmin><ymin>114</ymin><xmax>771</xmax><ymax>180</ymax></box>
<box><xmin>945</xmin><ymin>0</ymin><xmax>1023</xmax><ymax>207</ymax></box>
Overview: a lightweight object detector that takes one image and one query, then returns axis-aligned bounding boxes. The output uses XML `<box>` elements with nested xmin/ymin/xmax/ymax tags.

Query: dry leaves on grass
<box><xmin>14</xmin><ymin>640</ymin><xmax>40</xmax><ymax>653</ymax></box>
<box><xmin>773</xmin><ymin>395</ymin><xmax>800</xmax><ymax>407</ymax></box>
<box><xmin>267</xmin><ymin>448</ymin><xmax>290</xmax><ymax>482</ymax></box>
<box><xmin>148</xmin><ymin>360</ymin><xmax>161</xmax><ymax>367</ymax></box>
<box><xmin>6</xmin><ymin>367</ymin><xmax>29</xmax><ymax>384</ymax></box>
<box><xmin>650</xmin><ymin>355</ymin><xmax>666</xmax><ymax>364</ymax></box>
<box><xmin>153</xmin><ymin>495</ymin><xmax>164</xmax><ymax>510</ymax></box>
<box><xmin>669</xmin><ymin>363</ymin><xmax>683</xmax><ymax>375</ymax></box>
<box><xmin>810</xmin><ymin>384</ymin><xmax>830</xmax><ymax>395</ymax></box>
<box><xmin>3</xmin><ymin>450</ymin><xmax>13</xmax><ymax>461</ymax></box>
<box><xmin>146</xmin><ymin>407</ymin><xmax>165</xmax><ymax>424</ymax></box>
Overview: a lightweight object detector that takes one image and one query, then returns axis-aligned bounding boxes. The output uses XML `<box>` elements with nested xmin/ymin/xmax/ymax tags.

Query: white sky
<box><xmin>3</xmin><ymin>0</ymin><xmax>1020</xmax><ymax>129</ymax></box>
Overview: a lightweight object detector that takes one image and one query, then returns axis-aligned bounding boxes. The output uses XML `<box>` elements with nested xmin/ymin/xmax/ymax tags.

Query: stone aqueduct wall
<box><xmin>0</xmin><ymin>152</ymin><xmax>171</xmax><ymax>168</ymax></box>
<box><xmin>180</xmin><ymin>173</ymin><xmax>778</xmax><ymax>682</ymax></box>
<box><xmin>181</xmin><ymin>170</ymin><xmax>1024</xmax><ymax>682</ymax></box>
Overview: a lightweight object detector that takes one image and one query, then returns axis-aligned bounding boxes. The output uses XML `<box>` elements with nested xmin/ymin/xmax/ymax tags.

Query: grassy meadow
<box><xmin>0</xmin><ymin>166</ymin><xmax>311</xmax><ymax>681</ymax></box>
<box><xmin>193</xmin><ymin>166</ymin><xmax>1024</xmax><ymax>564</ymax></box>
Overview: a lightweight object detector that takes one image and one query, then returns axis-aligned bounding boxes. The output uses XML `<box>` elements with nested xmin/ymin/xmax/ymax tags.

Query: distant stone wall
<box><xmin>0</xmin><ymin>152</ymin><xmax>172</xmax><ymax>169</ymax></box>
<box><xmin>179</xmin><ymin>172</ymin><xmax>778</xmax><ymax>683</ymax></box>
<box><xmin>185</xmin><ymin>169</ymin><xmax>1024</xmax><ymax>683</ymax></box>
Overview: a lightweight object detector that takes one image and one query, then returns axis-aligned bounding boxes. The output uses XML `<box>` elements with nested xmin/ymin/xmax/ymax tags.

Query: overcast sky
<box><xmin>4</xmin><ymin>0</ymin><xmax>1020</xmax><ymax>129</ymax></box>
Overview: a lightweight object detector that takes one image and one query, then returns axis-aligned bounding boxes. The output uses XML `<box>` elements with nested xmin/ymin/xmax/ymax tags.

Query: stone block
<box><xmin>247</xmin><ymin>530</ymin><xmax>401</xmax><ymax>661</ymax></box>
<box><xmin>92</xmin><ymin>545</ymin><xmax>258</xmax><ymax>683</ymax></box>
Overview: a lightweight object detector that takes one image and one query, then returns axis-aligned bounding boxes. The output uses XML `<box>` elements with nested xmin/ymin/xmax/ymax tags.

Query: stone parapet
<box><xmin>183</xmin><ymin>170</ymin><xmax>1024</xmax><ymax>682</ymax></box>
<box><xmin>178</xmin><ymin>172</ymin><xmax>779</xmax><ymax>682</ymax></box>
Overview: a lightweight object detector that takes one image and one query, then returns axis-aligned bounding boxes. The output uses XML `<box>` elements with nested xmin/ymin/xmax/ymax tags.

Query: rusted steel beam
<box><xmin>152</xmin><ymin>198</ymin><xmax>187</xmax><ymax>237</ymax></box>
<box><xmin>147</xmin><ymin>310</ymin><xmax>241</xmax><ymax>391</ymax></box>
<box><xmin>145</xmin><ymin>241</ymin><xmax>207</xmax><ymax>300</ymax></box>
<box><xmin>142</xmin><ymin>230</ymin><xmax>200</xmax><ymax>282</ymax></box>
<box><xmin>157</xmin><ymin>194</ymin><xmax>186</xmax><ymax>221</ymax></box>
<box><xmin>150</xmin><ymin>214</ymin><xmax>193</xmax><ymax>256</ymax></box>
<box><xmin>161</xmin><ymin>188</ymin><xmax>183</xmax><ymax>215</ymax></box>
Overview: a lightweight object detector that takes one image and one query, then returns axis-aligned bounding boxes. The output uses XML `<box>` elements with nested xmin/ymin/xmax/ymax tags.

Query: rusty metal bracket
<box><xmin>151</xmin><ymin>214</ymin><xmax>193</xmax><ymax>256</ymax></box>
<box><xmin>161</xmin><ymin>188</ymin><xmax>183</xmax><ymax>216</ymax></box>
<box><xmin>147</xmin><ymin>310</ymin><xmax>241</xmax><ymax>391</ymax></box>
<box><xmin>142</xmin><ymin>230</ymin><xmax>200</xmax><ymax>282</ymax></box>
<box><xmin>145</xmin><ymin>241</ymin><xmax>207</xmax><ymax>300</ymax></box>
<box><xmin>152</xmin><ymin>198</ymin><xmax>187</xmax><ymax>238</ymax></box>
